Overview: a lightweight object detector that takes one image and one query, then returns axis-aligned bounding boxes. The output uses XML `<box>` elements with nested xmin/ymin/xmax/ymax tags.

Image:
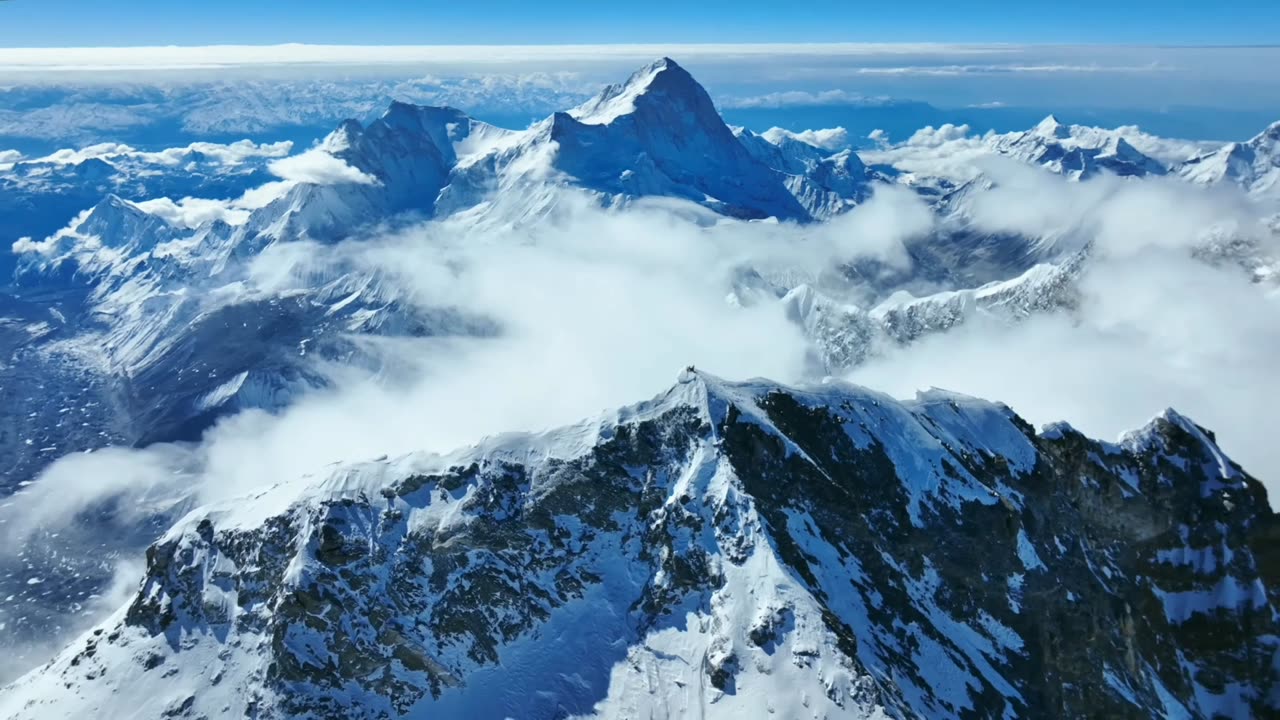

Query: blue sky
<box><xmin>2</xmin><ymin>0</ymin><xmax>1279</xmax><ymax>46</ymax></box>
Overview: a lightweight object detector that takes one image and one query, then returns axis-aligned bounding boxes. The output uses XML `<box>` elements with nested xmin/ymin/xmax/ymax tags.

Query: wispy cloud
<box><xmin>26</xmin><ymin>139</ymin><xmax>292</xmax><ymax>166</ymax></box>
<box><xmin>720</xmin><ymin>90</ymin><xmax>893</xmax><ymax>109</ymax></box>
<box><xmin>843</xmin><ymin>62</ymin><xmax>1171</xmax><ymax>76</ymax></box>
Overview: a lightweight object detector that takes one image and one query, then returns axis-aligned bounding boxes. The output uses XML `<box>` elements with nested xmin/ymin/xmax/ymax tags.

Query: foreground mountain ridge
<box><xmin>4</xmin><ymin>371</ymin><xmax>1275</xmax><ymax>719</ymax></box>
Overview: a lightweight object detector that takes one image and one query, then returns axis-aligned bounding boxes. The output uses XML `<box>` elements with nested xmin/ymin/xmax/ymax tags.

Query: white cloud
<box><xmin>964</xmin><ymin>159</ymin><xmax>1263</xmax><ymax>256</ymax></box>
<box><xmin>846</xmin><ymin>63</ymin><xmax>1168</xmax><ymax>77</ymax></box>
<box><xmin>267</xmin><ymin>147</ymin><xmax>378</xmax><ymax>186</ymax></box>
<box><xmin>0</xmin><ymin>186</ymin><xmax>937</xmax><ymax>540</ymax></box>
<box><xmin>11</xmin><ymin>173</ymin><xmax>1271</xmax><ymax>534</ymax></box>
<box><xmin>233</xmin><ymin>180</ymin><xmax>297</xmax><ymax>209</ymax></box>
<box><xmin>720</xmin><ymin>89</ymin><xmax>888</xmax><ymax>109</ymax></box>
<box><xmin>761</xmin><ymin>126</ymin><xmax>850</xmax><ymax>151</ymax></box>
<box><xmin>814</xmin><ymin>184</ymin><xmax>933</xmax><ymax>269</ymax></box>
<box><xmin>849</xmin><ymin>249</ymin><xmax>1280</xmax><ymax>491</ymax></box>
<box><xmin>858</xmin><ymin>130</ymin><xmax>991</xmax><ymax>183</ymax></box>
<box><xmin>904</xmin><ymin>123</ymin><xmax>971</xmax><ymax>147</ymax></box>
<box><xmin>22</xmin><ymin>139</ymin><xmax>293</xmax><ymax>167</ymax></box>
<box><xmin>31</xmin><ymin>142</ymin><xmax>134</xmax><ymax>165</ymax></box>
<box><xmin>134</xmin><ymin>197</ymin><xmax>251</xmax><ymax>228</ymax></box>
<box><xmin>137</xmin><ymin>139</ymin><xmax>294</xmax><ymax>166</ymax></box>
<box><xmin>850</xmin><ymin>167</ymin><xmax>1279</xmax><ymax>490</ymax></box>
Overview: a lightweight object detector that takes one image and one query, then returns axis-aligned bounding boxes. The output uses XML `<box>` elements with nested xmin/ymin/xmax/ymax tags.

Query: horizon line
<box><xmin>2</xmin><ymin>42</ymin><xmax>1276</xmax><ymax>74</ymax></box>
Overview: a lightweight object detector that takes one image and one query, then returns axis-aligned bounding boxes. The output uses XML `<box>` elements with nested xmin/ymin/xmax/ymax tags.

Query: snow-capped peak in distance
<box><xmin>209</xmin><ymin>56</ymin><xmax>855</xmax><ymax>234</ymax></box>
<box><xmin>984</xmin><ymin>115</ymin><xmax>1173</xmax><ymax>180</ymax></box>
<box><xmin>1178</xmin><ymin>119</ymin><xmax>1280</xmax><ymax>195</ymax></box>
<box><xmin>569</xmin><ymin>57</ymin><xmax>705</xmax><ymax>126</ymax></box>
<box><xmin>1032</xmin><ymin>114</ymin><xmax>1069</xmax><ymax>139</ymax></box>
<box><xmin>14</xmin><ymin>55</ymin><xmax>1278</xmax><ymax>271</ymax></box>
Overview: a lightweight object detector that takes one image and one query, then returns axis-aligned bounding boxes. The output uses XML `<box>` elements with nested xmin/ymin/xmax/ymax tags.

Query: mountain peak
<box><xmin>1033</xmin><ymin>114</ymin><xmax>1069</xmax><ymax>139</ymax></box>
<box><xmin>1097</xmin><ymin>135</ymin><xmax>1138</xmax><ymax>158</ymax></box>
<box><xmin>379</xmin><ymin>100</ymin><xmax>469</xmax><ymax>128</ymax></box>
<box><xmin>82</xmin><ymin>193</ymin><xmax>151</xmax><ymax>225</ymax></box>
<box><xmin>570</xmin><ymin>56</ymin><xmax>711</xmax><ymax>126</ymax></box>
<box><xmin>1251</xmin><ymin>119</ymin><xmax>1280</xmax><ymax>146</ymax></box>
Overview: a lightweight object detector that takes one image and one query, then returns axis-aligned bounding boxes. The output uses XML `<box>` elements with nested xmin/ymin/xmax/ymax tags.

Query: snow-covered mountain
<box><xmin>0</xmin><ymin>141</ymin><xmax>286</xmax><ymax>278</ymax></box>
<box><xmin>0</xmin><ymin>58</ymin><xmax>888</xmax><ymax>479</ymax></box>
<box><xmin>735</xmin><ymin>125</ymin><xmax>874</xmax><ymax>217</ymax></box>
<box><xmin>985</xmin><ymin>115</ymin><xmax>1170</xmax><ymax>180</ymax></box>
<box><xmin>1179</xmin><ymin>121</ymin><xmax>1280</xmax><ymax>199</ymax></box>
<box><xmin>779</xmin><ymin>252</ymin><xmax>1085</xmax><ymax>372</ymax></box>
<box><xmin>4</xmin><ymin>371</ymin><xmax>1275</xmax><ymax>718</ymax></box>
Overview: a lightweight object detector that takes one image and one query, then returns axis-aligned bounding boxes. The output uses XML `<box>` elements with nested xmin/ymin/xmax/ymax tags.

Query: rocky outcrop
<box><xmin>5</xmin><ymin>373</ymin><xmax>1274</xmax><ymax>718</ymax></box>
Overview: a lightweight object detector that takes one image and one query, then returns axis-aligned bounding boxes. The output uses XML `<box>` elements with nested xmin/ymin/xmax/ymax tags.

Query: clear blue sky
<box><xmin>1</xmin><ymin>0</ymin><xmax>1278</xmax><ymax>46</ymax></box>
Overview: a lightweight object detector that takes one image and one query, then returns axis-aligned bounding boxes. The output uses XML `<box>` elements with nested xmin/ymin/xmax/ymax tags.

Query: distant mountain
<box><xmin>0</xmin><ymin>142</ymin><xmax>284</xmax><ymax>278</ymax></box>
<box><xmin>780</xmin><ymin>252</ymin><xmax>1086</xmax><ymax>372</ymax></box>
<box><xmin>5</xmin><ymin>58</ymin><xmax>1278</xmax><ymax>495</ymax></box>
<box><xmin>0</xmin><ymin>58</ymin><xmax>887</xmax><ymax>485</ymax></box>
<box><xmin>985</xmin><ymin>115</ymin><xmax>1170</xmax><ymax>180</ymax></box>
<box><xmin>4</xmin><ymin>372</ymin><xmax>1275</xmax><ymax>718</ymax></box>
<box><xmin>1179</xmin><ymin>121</ymin><xmax>1280</xmax><ymax>198</ymax></box>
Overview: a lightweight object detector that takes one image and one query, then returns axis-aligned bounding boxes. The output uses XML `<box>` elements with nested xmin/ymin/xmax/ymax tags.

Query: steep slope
<box><xmin>13</xmin><ymin>195</ymin><xmax>179</xmax><ymax>286</ymax></box>
<box><xmin>735</xmin><ymin>126</ymin><xmax>873</xmax><ymax>218</ymax></box>
<box><xmin>253</xmin><ymin>105</ymin><xmax>516</xmax><ymax>242</ymax></box>
<box><xmin>4</xmin><ymin>372</ymin><xmax>1275</xmax><ymax>719</ymax></box>
<box><xmin>442</xmin><ymin>58</ymin><xmax>814</xmax><ymax>221</ymax></box>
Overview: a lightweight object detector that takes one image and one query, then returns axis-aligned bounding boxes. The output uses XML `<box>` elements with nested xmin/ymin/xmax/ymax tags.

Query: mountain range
<box><xmin>7</xmin><ymin>59</ymin><xmax>1277</xmax><ymax>472</ymax></box>
<box><xmin>1</xmin><ymin>57</ymin><xmax>1278</xmax><ymax>718</ymax></box>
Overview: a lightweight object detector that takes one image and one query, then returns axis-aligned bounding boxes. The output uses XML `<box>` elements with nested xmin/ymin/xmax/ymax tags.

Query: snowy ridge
<box><xmin>777</xmin><ymin>252</ymin><xmax>1084</xmax><ymax>372</ymax></box>
<box><xmin>3</xmin><ymin>371</ymin><xmax>1276</xmax><ymax>719</ymax></box>
<box><xmin>1178</xmin><ymin>121</ymin><xmax>1280</xmax><ymax>200</ymax></box>
<box><xmin>985</xmin><ymin>115</ymin><xmax>1170</xmax><ymax>180</ymax></box>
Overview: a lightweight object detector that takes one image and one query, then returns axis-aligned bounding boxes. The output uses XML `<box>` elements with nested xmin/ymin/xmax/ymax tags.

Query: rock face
<box><xmin>4</xmin><ymin>373</ymin><xmax>1275</xmax><ymax>719</ymax></box>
